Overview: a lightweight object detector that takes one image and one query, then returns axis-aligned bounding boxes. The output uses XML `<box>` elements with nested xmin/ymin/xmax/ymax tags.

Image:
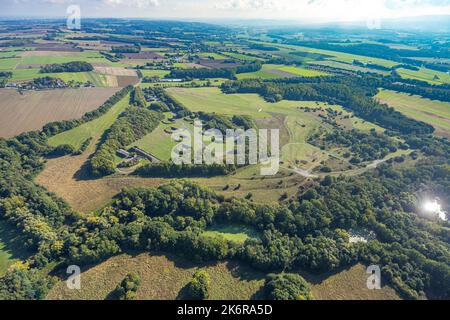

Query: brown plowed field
<box><xmin>0</xmin><ymin>88</ymin><xmax>119</xmax><ymax>138</ymax></box>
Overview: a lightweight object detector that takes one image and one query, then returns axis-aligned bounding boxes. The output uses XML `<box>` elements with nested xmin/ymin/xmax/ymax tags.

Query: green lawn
<box><xmin>376</xmin><ymin>89</ymin><xmax>450</xmax><ymax>136</ymax></box>
<box><xmin>48</xmin><ymin>93</ymin><xmax>131</xmax><ymax>149</ymax></box>
<box><xmin>203</xmin><ymin>225</ymin><xmax>259</xmax><ymax>244</ymax></box>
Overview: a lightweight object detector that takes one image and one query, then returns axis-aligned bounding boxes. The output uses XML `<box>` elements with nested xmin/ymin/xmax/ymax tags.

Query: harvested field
<box><xmin>124</xmin><ymin>51</ymin><xmax>162</xmax><ymax>59</ymax></box>
<box><xmin>31</xmin><ymin>43</ymin><xmax>81</xmax><ymax>52</ymax></box>
<box><xmin>15</xmin><ymin>63</ymin><xmax>43</xmax><ymax>69</ymax></box>
<box><xmin>94</xmin><ymin>66</ymin><xmax>137</xmax><ymax>77</ymax></box>
<box><xmin>198</xmin><ymin>59</ymin><xmax>242</xmax><ymax>69</ymax></box>
<box><xmin>117</xmin><ymin>75</ymin><xmax>140</xmax><ymax>87</ymax></box>
<box><xmin>0</xmin><ymin>88</ymin><xmax>119</xmax><ymax>138</ymax></box>
<box><xmin>20</xmin><ymin>50</ymin><xmax>81</xmax><ymax>57</ymax></box>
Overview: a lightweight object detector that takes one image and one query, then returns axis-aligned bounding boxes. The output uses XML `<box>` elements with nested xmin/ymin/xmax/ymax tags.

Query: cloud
<box><xmin>101</xmin><ymin>0</ymin><xmax>160</xmax><ymax>8</ymax></box>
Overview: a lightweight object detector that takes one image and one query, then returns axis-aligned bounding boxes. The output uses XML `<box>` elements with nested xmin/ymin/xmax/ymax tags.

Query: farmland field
<box><xmin>47</xmin><ymin>92</ymin><xmax>129</xmax><ymax>149</ymax></box>
<box><xmin>0</xmin><ymin>88</ymin><xmax>119</xmax><ymax>138</ymax></box>
<box><xmin>396</xmin><ymin>67</ymin><xmax>450</xmax><ymax>84</ymax></box>
<box><xmin>237</xmin><ymin>64</ymin><xmax>328</xmax><ymax>79</ymax></box>
<box><xmin>376</xmin><ymin>89</ymin><xmax>450</xmax><ymax>137</ymax></box>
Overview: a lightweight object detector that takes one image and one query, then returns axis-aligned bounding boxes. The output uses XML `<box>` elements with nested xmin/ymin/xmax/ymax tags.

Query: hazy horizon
<box><xmin>1</xmin><ymin>0</ymin><xmax>450</xmax><ymax>23</ymax></box>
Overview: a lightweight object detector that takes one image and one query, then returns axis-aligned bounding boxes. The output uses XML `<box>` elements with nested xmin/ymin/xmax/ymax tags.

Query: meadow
<box><xmin>46</xmin><ymin>253</ymin><xmax>266</xmax><ymax>300</ymax></box>
<box><xmin>396</xmin><ymin>67</ymin><xmax>450</xmax><ymax>84</ymax></box>
<box><xmin>237</xmin><ymin>64</ymin><xmax>329</xmax><ymax>80</ymax></box>
<box><xmin>376</xmin><ymin>89</ymin><xmax>450</xmax><ymax>137</ymax></box>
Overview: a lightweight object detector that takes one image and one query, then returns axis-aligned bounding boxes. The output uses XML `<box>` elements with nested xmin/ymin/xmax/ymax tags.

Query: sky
<box><xmin>2</xmin><ymin>0</ymin><xmax>450</xmax><ymax>22</ymax></box>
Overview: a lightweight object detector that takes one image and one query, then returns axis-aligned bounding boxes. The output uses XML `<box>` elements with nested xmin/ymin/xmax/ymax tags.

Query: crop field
<box><xmin>376</xmin><ymin>89</ymin><xmax>450</xmax><ymax>137</ymax></box>
<box><xmin>0</xmin><ymin>50</ymin><xmax>119</xmax><ymax>85</ymax></box>
<box><xmin>263</xmin><ymin>42</ymin><xmax>400</xmax><ymax>68</ymax></box>
<box><xmin>0</xmin><ymin>88</ymin><xmax>120</xmax><ymax>138</ymax></box>
<box><xmin>310</xmin><ymin>60</ymin><xmax>390</xmax><ymax>75</ymax></box>
<box><xmin>46</xmin><ymin>253</ymin><xmax>266</xmax><ymax>300</ymax></box>
<box><xmin>140</xmin><ymin>69</ymin><xmax>170</xmax><ymax>78</ymax></box>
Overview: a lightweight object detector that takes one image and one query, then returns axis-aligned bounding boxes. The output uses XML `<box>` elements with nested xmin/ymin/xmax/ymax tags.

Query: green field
<box><xmin>11</xmin><ymin>69</ymin><xmax>108</xmax><ymax>86</ymax></box>
<box><xmin>0</xmin><ymin>51</ymin><xmax>113</xmax><ymax>84</ymax></box>
<box><xmin>140</xmin><ymin>69</ymin><xmax>170</xmax><ymax>78</ymax></box>
<box><xmin>166</xmin><ymin>87</ymin><xmax>334</xmax><ymax>119</ymax></box>
<box><xmin>48</xmin><ymin>93</ymin><xmax>131</xmax><ymax>149</ymax></box>
<box><xmin>0</xmin><ymin>221</ymin><xmax>30</xmax><ymax>275</ymax></box>
<box><xmin>376</xmin><ymin>89</ymin><xmax>450</xmax><ymax>136</ymax></box>
<box><xmin>310</xmin><ymin>60</ymin><xmax>390</xmax><ymax>75</ymax></box>
<box><xmin>198</xmin><ymin>52</ymin><xmax>229</xmax><ymax>60</ymax></box>
<box><xmin>396</xmin><ymin>67</ymin><xmax>450</xmax><ymax>84</ymax></box>
<box><xmin>237</xmin><ymin>64</ymin><xmax>328</xmax><ymax>80</ymax></box>
<box><xmin>258</xmin><ymin>41</ymin><xmax>400</xmax><ymax>68</ymax></box>
<box><xmin>203</xmin><ymin>225</ymin><xmax>259</xmax><ymax>244</ymax></box>
<box><xmin>127</xmin><ymin>113</ymin><xmax>191</xmax><ymax>161</ymax></box>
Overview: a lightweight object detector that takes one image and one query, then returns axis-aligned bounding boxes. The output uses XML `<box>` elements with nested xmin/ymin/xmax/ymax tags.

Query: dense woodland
<box><xmin>40</xmin><ymin>61</ymin><xmax>94</xmax><ymax>73</ymax></box>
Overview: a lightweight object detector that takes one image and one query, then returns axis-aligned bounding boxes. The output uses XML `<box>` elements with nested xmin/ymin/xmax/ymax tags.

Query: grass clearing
<box><xmin>203</xmin><ymin>225</ymin><xmax>259</xmax><ymax>244</ymax></box>
<box><xmin>0</xmin><ymin>220</ymin><xmax>30</xmax><ymax>276</ymax></box>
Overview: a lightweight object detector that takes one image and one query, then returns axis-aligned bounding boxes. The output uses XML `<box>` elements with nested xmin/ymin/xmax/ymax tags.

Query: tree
<box><xmin>113</xmin><ymin>273</ymin><xmax>141</xmax><ymax>300</ymax></box>
<box><xmin>186</xmin><ymin>269</ymin><xmax>211</xmax><ymax>300</ymax></box>
<box><xmin>264</xmin><ymin>273</ymin><xmax>313</xmax><ymax>300</ymax></box>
